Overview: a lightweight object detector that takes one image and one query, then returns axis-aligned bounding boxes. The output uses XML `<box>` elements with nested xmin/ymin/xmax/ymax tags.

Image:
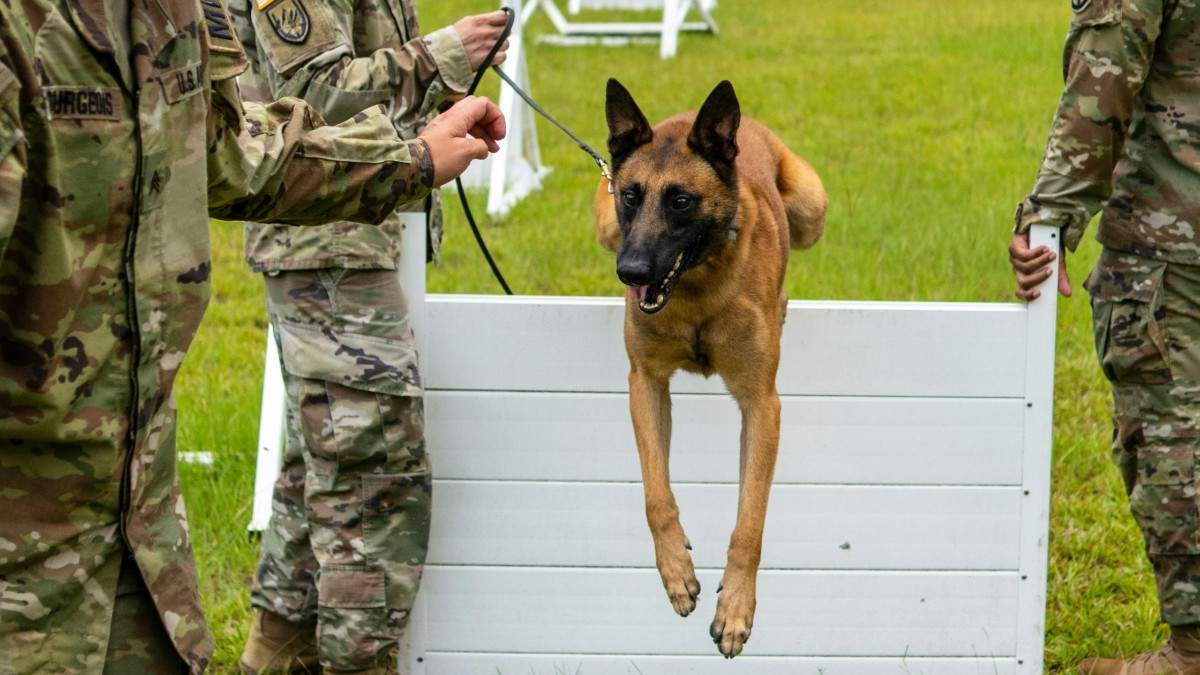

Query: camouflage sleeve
<box><xmin>205</xmin><ymin>75</ymin><xmax>434</xmax><ymax>225</ymax></box>
<box><xmin>251</xmin><ymin>0</ymin><xmax>472</xmax><ymax>130</ymax></box>
<box><xmin>0</xmin><ymin>59</ymin><xmax>25</xmax><ymax>262</ymax></box>
<box><xmin>1014</xmin><ymin>0</ymin><xmax>1163</xmax><ymax>250</ymax></box>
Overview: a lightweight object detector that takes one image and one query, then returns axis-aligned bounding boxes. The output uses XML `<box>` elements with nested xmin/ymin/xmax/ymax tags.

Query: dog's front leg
<box><xmin>629</xmin><ymin>365</ymin><xmax>700</xmax><ymax>617</ymax></box>
<box><xmin>710</xmin><ymin>388</ymin><xmax>781</xmax><ymax>658</ymax></box>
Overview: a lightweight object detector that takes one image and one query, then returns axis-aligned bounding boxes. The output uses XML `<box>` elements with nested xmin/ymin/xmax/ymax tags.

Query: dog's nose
<box><xmin>617</xmin><ymin>258</ymin><xmax>653</xmax><ymax>287</ymax></box>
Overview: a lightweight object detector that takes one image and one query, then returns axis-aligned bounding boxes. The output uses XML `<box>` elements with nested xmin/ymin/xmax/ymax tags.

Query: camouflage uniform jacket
<box><xmin>240</xmin><ymin>0</ymin><xmax>474</xmax><ymax>271</ymax></box>
<box><xmin>0</xmin><ymin>0</ymin><xmax>433</xmax><ymax>670</ymax></box>
<box><xmin>1016</xmin><ymin>0</ymin><xmax>1200</xmax><ymax>261</ymax></box>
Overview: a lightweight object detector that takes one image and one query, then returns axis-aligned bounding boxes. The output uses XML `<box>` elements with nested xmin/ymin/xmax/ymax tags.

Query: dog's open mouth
<box><xmin>629</xmin><ymin>250</ymin><xmax>686</xmax><ymax>314</ymax></box>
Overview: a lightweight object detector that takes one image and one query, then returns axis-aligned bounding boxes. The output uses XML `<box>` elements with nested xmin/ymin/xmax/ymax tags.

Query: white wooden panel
<box><xmin>422</xmin><ymin>568</ymin><xmax>1018</xmax><ymax>657</ymax></box>
<box><xmin>424</xmin><ymin>296</ymin><xmax>1026</xmax><ymax>397</ymax></box>
<box><xmin>428</xmin><ymin>482</ymin><xmax>1020</xmax><ymax>570</ymax></box>
<box><xmin>428</xmin><ymin>392</ymin><xmax>1023</xmax><ymax>485</ymax></box>
<box><xmin>425</xmin><ymin>653</ymin><xmax>1016</xmax><ymax>675</ymax></box>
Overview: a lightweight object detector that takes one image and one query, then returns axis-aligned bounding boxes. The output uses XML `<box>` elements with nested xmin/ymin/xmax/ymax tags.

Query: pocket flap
<box><xmin>276</xmin><ymin>321</ymin><xmax>422</xmax><ymax>397</ymax></box>
<box><xmin>1085</xmin><ymin>250</ymin><xmax>1166</xmax><ymax>303</ymax></box>
<box><xmin>318</xmin><ymin>566</ymin><xmax>386</xmax><ymax>609</ymax></box>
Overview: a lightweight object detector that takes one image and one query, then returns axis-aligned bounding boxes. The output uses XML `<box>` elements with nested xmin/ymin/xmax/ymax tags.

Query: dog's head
<box><xmin>604</xmin><ymin>79</ymin><xmax>741</xmax><ymax>314</ymax></box>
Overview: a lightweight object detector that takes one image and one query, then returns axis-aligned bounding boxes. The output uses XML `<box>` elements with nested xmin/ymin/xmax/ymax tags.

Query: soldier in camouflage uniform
<box><xmin>0</xmin><ymin>0</ymin><xmax>505</xmax><ymax>669</ymax></box>
<box><xmin>230</xmin><ymin>2</ymin><xmax>509</xmax><ymax>673</ymax></box>
<box><xmin>1009</xmin><ymin>0</ymin><xmax>1200</xmax><ymax>672</ymax></box>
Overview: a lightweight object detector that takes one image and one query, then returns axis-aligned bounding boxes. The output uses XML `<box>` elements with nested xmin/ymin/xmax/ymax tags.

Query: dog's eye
<box><xmin>621</xmin><ymin>190</ymin><xmax>639</xmax><ymax>208</ymax></box>
<box><xmin>671</xmin><ymin>195</ymin><xmax>694</xmax><ymax>211</ymax></box>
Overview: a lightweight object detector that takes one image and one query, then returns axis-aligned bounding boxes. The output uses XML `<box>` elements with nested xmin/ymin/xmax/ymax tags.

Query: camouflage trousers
<box><xmin>102</xmin><ymin>553</ymin><xmax>188</xmax><ymax>674</ymax></box>
<box><xmin>1089</xmin><ymin>248</ymin><xmax>1200</xmax><ymax>626</ymax></box>
<box><xmin>252</xmin><ymin>268</ymin><xmax>431</xmax><ymax>671</ymax></box>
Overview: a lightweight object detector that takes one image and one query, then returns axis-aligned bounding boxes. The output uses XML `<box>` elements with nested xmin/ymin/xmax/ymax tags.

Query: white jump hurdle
<box><xmin>251</xmin><ymin>218</ymin><xmax>1060</xmax><ymax>674</ymax></box>
<box><xmin>525</xmin><ymin>0</ymin><xmax>718</xmax><ymax>59</ymax></box>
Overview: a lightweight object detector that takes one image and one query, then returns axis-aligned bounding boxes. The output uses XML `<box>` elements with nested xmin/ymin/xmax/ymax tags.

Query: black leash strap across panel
<box><xmin>454</xmin><ymin>6</ymin><xmax>613</xmax><ymax>296</ymax></box>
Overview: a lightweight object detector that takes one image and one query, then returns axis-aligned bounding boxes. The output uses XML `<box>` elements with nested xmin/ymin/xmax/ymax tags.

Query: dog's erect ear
<box><xmin>606</xmin><ymin>79</ymin><xmax>653</xmax><ymax>170</ymax></box>
<box><xmin>688</xmin><ymin>80</ymin><xmax>741</xmax><ymax>175</ymax></box>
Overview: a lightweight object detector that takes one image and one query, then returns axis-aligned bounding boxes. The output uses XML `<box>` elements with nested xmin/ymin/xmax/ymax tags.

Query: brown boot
<box><xmin>239</xmin><ymin>609</ymin><xmax>320</xmax><ymax>674</ymax></box>
<box><xmin>1080</xmin><ymin>627</ymin><xmax>1200</xmax><ymax>675</ymax></box>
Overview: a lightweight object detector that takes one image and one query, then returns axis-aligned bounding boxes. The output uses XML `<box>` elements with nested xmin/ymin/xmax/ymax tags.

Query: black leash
<box><xmin>454</xmin><ymin>6</ymin><xmax>613</xmax><ymax>295</ymax></box>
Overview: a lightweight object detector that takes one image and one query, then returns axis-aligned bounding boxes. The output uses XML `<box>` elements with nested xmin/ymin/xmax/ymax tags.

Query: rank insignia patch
<box><xmin>1071</xmin><ymin>0</ymin><xmax>1091</xmax><ymax>11</ymax></box>
<box><xmin>266</xmin><ymin>0</ymin><xmax>311</xmax><ymax>44</ymax></box>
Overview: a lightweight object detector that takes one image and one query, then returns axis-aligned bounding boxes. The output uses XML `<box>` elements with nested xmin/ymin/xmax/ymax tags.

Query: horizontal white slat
<box><xmin>424</xmin><ymin>296</ymin><xmax>1026</xmax><ymax>397</ymax></box>
<box><xmin>427</xmin><ymin>392</ymin><xmax>1024</xmax><ymax>485</ymax></box>
<box><xmin>421</xmin><ymin>568</ymin><xmax>1018</xmax><ymax>657</ymax></box>
<box><xmin>428</xmin><ymin>482</ymin><xmax>1020</xmax><ymax>570</ymax></box>
<box><xmin>424</xmin><ymin>653</ymin><xmax>1017</xmax><ymax>675</ymax></box>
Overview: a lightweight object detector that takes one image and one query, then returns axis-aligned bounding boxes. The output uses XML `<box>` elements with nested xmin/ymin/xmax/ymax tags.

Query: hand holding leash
<box><xmin>456</xmin><ymin>10</ymin><xmax>511</xmax><ymax>70</ymax></box>
<box><xmin>421</xmin><ymin>96</ymin><xmax>507</xmax><ymax>187</ymax></box>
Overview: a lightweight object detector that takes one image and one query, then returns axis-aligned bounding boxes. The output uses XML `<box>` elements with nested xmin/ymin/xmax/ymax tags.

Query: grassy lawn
<box><xmin>178</xmin><ymin>0</ymin><xmax>1157</xmax><ymax>670</ymax></box>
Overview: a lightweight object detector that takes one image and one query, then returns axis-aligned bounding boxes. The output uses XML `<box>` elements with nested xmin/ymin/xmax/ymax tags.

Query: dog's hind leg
<box><xmin>710</xmin><ymin>385</ymin><xmax>782</xmax><ymax>658</ymax></box>
<box><xmin>629</xmin><ymin>365</ymin><xmax>701</xmax><ymax>617</ymax></box>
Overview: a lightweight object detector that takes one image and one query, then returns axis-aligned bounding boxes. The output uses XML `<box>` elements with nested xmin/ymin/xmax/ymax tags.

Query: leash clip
<box><xmin>599</xmin><ymin>159</ymin><xmax>614</xmax><ymax>193</ymax></box>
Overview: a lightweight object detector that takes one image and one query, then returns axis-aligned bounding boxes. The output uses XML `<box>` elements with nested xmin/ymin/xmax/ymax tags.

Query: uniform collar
<box><xmin>64</xmin><ymin>0</ymin><xmax>115</xmax><ymax>53</ymax></box>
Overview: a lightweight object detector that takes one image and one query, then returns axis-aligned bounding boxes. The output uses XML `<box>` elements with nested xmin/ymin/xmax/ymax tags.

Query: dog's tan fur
<box><xmin>594</xmin><ymin>84</ymin><xmax>826</xmax><ymax>658</ymax></box>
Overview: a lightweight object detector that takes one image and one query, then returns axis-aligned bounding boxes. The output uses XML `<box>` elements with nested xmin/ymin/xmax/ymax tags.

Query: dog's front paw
<box><xmin>710</xmin><ymin>574</ymin><xmax>756</xmax><ymax>658</ymax></box>
<box><xmin>655</xmin><ymin>539</ymin><xmax>701</xmax><ymax>617</ymax></box>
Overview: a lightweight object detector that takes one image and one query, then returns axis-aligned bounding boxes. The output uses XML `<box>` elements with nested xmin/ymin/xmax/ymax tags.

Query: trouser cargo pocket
<box><xmin>1087</xmin><ymin>250</ymin><xmax>1171</xmax><ymax>385</ymax></box>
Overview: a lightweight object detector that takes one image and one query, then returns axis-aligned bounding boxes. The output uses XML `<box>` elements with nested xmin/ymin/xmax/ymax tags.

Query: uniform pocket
<box><xmin>1131</xmin><ymin>444</ymin><xmax>1200</xmax><ymax>555</ymax></box>
<box><xmin>316</xmin><ymin>565</ymin><xmax>392</xmax><ymax>669</ymax></box>
<box><xmin>1086</xmin><ymin>252</ymin><xmax>1171</xmax><ymax>385</ymax></box>
<box><xmin>361</xmin><ymin>473</ymin><xmax>430</xmax><ymax>633</ymax></box>
<box><xmin>361</xmin><ymin>472</ymin><xmax>431</xmax><ymax>568</ymax></box>
<box><xmin>276</xmin><ymin>320</ymin><xmax>422</xmax><ymax>398</ymax></box>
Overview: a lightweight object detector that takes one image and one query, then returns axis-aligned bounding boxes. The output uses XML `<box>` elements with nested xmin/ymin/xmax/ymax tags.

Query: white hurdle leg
<box><xmin>1015</xmin><ymin>223</ymin><xmax>1060</xmax><ymax>674</ymax></box>
<box><xmin>660</xmin><ymin>0</ymin><xmax>680</xmax><ymax>58</ymax></box>
<box><xmin>247</xmin><ymin>325</ymin><xmax>286</xmax><ymax>533</ymax></box>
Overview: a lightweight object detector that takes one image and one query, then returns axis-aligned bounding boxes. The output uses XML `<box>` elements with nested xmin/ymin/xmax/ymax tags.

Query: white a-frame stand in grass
<box><xmin>524</xmin><ymin>0</ymin><xmax>718</xmax><ymax>59</ymax></box>
<box><xmin>250</xmin><ymin>221</ymin><xmax>1060</xmax><ymax>673</ymax></box>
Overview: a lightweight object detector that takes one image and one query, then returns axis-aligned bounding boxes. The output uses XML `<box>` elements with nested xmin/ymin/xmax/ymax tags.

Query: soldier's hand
<box><xmin>455</xmin><ymin>10</ymin><xmax>510</xmax><ymax>71</ymax></box>
<box><xmin>420</xmin><ymin>95</ymin><xmax>506</xmax><ymax>187</ymax></box>
<box><xmin>1009</xmin><ymin>231</ymin><xmax>1072</xmax><ymax>302</ymax></box>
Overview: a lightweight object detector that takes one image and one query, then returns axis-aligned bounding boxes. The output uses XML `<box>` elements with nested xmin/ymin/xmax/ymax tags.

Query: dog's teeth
<box><xmin>656</xmin><ymin>293</ymin><xmax>664</xmax><ymax>303</ymax></box>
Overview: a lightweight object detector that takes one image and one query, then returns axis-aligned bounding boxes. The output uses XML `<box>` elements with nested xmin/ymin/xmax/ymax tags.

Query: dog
<box><xmin>593</xmin><ymin>79</ymin><xmax>827</xmax><ymax>658</ymax></box>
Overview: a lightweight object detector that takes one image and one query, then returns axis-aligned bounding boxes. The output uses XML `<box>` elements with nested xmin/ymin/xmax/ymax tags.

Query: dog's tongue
<box><xmin>628</xmin><ymin>285</ymin><xmax>648</xmax><ymax>303</ymax></box>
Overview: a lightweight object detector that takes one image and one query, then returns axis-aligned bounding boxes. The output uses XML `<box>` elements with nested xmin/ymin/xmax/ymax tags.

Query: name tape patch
<box><xmin>158</xmin><ymin>62</ymin><xmax>206</xmax><ymax>104</ymax></box>
<box><xmin>43</xmin><ymin>86</ymin><xmax>122</xmax><ymax>121</ymax></box>
<box><xmin>200</xmin><ymin>0</ymin><xmax>235</xmax><ymax>41</ymax></box>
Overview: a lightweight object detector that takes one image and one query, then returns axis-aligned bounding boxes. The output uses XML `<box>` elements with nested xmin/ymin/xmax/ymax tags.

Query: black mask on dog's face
<box><xmin>605</xmin><ymin>79</ymin><xmax>741</xmax><ymax>314</ymax></box>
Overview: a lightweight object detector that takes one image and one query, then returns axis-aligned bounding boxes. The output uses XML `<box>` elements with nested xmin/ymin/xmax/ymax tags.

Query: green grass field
<box><xmin>179</xmin><ymin>1</ymin><xmax>1158</xmax><ymax>670</ymax></box>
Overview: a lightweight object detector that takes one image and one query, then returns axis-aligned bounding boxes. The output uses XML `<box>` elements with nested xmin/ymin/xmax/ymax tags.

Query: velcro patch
<box><xmin>200</xmin><ymin>0</ymin><xmax>235</xmax><ymax>40</ymax></box>
<box><xmin>265</xmin><ymin>0</ymin><xmax>311</xmax><ymax>44</ymax></box>
<box><xmin>1071</xmin><ymin>0</ymin><xmax>1091</xmax><ymax>11</ymax></box>
<box><xmin>158</xmin><ymin>62</ymin><xmax>206</xmax><ymax>104</ymax></box>
<box><xmin>43</xmin><ymin>86</ymin><xmax>122</xmax><ymax>121</ymax></box>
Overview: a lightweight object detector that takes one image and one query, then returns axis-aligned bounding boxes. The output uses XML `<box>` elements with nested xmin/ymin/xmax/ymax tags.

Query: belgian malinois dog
<box><xmin>594</xmin><ymin>79</ymin><xmax>827</xmax><ymax>658</ymax></box>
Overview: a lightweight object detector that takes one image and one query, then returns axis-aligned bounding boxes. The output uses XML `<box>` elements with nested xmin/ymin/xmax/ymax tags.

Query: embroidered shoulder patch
<box><xmin>265</xmin><ymin>0</ymin><xmax>311</xmax><ymax>44</ymax></box>
<box><xmin>1071</xmin><ymin>0</ymin><xmax>1091</xmax><ymax>11</ymax></box>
